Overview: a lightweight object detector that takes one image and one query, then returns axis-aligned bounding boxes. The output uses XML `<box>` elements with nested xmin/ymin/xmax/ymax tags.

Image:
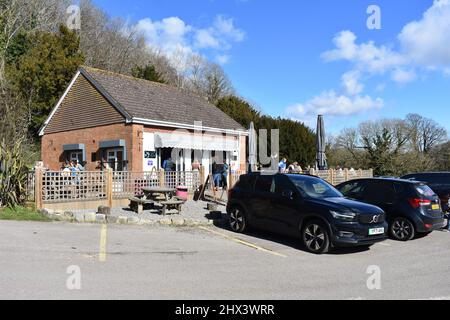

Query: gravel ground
<box><xmin>72</xmin><ymin>200</ymin><xmax>227</xmax><ymax>224</ymax></box>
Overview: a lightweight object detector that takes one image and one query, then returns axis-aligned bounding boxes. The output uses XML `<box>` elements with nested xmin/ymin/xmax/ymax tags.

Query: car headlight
<box><xmin>330</xmin><ymin>210</ymin><xmax>356</xmax><ymax>221</ymax></box>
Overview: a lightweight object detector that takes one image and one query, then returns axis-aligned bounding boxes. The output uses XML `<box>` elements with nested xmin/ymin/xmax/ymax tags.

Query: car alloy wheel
<box><xmin>390</xmin><ymin>217</ymin><xmax>415</xmax><ymax>241</ymax></box>
<box><xmin>229</xmin><ymin>206</ymin><xmax>246</xmax><ymax>233</ymax></box>
<box><xmin>302</xmin><ymin>220</ymin><xmax>330</xmax><ymax>254</ymax></box>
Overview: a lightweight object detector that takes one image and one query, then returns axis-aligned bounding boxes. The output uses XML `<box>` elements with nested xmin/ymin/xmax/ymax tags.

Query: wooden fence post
<box><xmin>359</xmin><ymin>169</ymin><xmax>363</xmax><ymax>178</ymax></box>
<box><xmin>344</xmin><ymin>168</ymin><xmax>349</xmax><ymax>182</ymax></box>
<box><xmin>330</xmin><ymin>169</ymin><xmax>335</xmax><ymax>185</ymax></box>
<box><xmin>159</xmin><ymin>169</ymin><xmax>165</xmax><ymax>187</ymax></box>
<box><xmin>228</xmin><ymin>170</ymin><xmax>234</xmax><ymax>189</ymax></box>
<box><xmin>199</xmin><ymin>166</ymin><xmax>205</xmax><ymax>185</ymax></box>
<box><xmin>369</xmin><ymin>168</ymin><xmax>374</xmax><ymax>178</ymax></box>
<box><xmin>35</xmin><ymin>168</ymin><xmax>43</xmax><ymax>210</ymax></box>
<box><xmin>106</xmin><ymin>168</ymin><xmax>113</xmax><ymax>208</ymax></box>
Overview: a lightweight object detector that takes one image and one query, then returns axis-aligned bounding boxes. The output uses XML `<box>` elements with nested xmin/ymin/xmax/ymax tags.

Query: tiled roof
<box><xmin>81</xmin><ymin>66</ymin><xmax>245</xmax><ymax>131</ymax></box>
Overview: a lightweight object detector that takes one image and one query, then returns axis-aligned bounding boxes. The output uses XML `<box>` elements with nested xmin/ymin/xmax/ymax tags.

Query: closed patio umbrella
<box><xmin>248</xmin><ymin>122</ymin><xmax>257</xmax><ymax>172</ymax></box>
<box><xmin>316</xmin><ymin>115</ymin><xmax>328</xmax><ymax>170</ymax></box>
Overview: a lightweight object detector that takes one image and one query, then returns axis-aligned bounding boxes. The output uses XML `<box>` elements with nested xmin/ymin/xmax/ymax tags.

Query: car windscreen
<box><xmin>289</xmin><ymin>176</ymin><xmax>343</xmax><ymax>199</ymax></box>
<box><xmin>415</xmin><ymin>184</ymin><xmax>436</xmax><ymax>198</ymax></box>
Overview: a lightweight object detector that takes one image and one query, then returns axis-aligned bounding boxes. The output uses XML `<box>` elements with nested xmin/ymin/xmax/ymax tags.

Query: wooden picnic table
<box><xmin>134</xmin><ymin>187</ymin><xmax>184</xmax><ymax>215</ymax></box>
<box><xmin>141</xmin><ymin>186</ymin><xmax>176</xmax><ymax>202</ymax></box>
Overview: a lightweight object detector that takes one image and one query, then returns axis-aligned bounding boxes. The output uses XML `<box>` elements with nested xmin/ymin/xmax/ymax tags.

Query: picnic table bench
<box><xmin>129</xmin><ymin>196</ymin><xmax>154</xmax><ymax>214</ymax></box>
<box><xmin>160</xmin><ymin>199</ymin><xmax>185</xmax><ymax>215</ymax></box>
<box><xmin>129</xmin><ymin>187</ymin><xmax>187</xmax><ymax>215</ymax></box>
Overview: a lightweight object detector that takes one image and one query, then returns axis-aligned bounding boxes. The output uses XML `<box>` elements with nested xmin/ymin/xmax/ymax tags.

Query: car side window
<box><xmin>364</xmin><ymin>181</ymin><xmax>396</xmax><ymax>203</ymax></box>
<box><xmin>339</xmin><ymin>181</ymin><xmax>365</xmax><ymax>198</ymax></box>
<box><xmin>274</xmin><ymin>175</ymin><xmax>294</xmax><ymax>195</ymax></box>
<box><xmin>254</xmin><ymin>175</ymin><xmax>274</xmax><ymax>193</ymax></box>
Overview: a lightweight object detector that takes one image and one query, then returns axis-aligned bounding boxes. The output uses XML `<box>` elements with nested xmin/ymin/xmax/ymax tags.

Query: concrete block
<box><xmin>117</xmin><ymin>216</ymin><xmax>128</xmax><ymax>224</ymax></box>
<box><xmin>84</xmin><ymin>212</ymin><xmax>97</xmax><ymax>223</ymax></box>
<box><xmin>73</xmin><ymin>212</ymin><xmax>85</xmax><ymax>223</ymax></box>
<box><xmin>96</xmin><ymin>214</ymin><xmax>106</xmax><ymax>223</ymax></box>
<box><xmin>171</xmin><ymin>217</ymin><xmax>185</xmax><ymax>226</ymax></box>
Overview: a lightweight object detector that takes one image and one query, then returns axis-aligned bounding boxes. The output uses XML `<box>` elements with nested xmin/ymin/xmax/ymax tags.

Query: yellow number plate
<box><xmin>432</xmin><ymin>204</ymin><xmax>440</xmax><ymax>210</ymax></box>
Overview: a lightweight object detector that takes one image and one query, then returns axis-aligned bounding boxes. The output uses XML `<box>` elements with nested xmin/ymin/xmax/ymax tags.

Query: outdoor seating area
<box><xmin>128</xmin><ymin>186</ymin><xmax>186</xmax><ymax>215</ymax></box>
<box><xmin>25</xmin><ymin>166</ymin><xmax>373</xmax><ymax>213</ymax></box>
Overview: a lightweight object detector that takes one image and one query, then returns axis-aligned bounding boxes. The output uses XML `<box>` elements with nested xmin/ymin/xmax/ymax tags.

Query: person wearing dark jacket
<box><xmin>212</xmin><ymin>162</ymin><xmax>222</xmax><ymax>191</ymax></box>
<box><xmin>221</xmin><ymin>161</ymin><xmax>229</xmax><ymax>189</ymax></box>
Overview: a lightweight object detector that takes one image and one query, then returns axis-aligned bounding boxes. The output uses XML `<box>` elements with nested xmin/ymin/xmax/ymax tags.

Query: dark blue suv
<box><xmin>227</xmin><ymin>173</ymin><xmax>388</xmax><ymax>254</ymax></box>
<box><xmin>336</xmin><ymin>178</ymin><xmax>445</xmax><ymax>241</ymax></box>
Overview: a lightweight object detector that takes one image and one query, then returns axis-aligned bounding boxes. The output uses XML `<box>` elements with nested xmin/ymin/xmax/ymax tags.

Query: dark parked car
<box><xmin>226</xmin><ymin>173</ymin><xmax>388</xmax><ymax>254</ymax></box>
<box><xmin>336</xmin><ymin>178</ymin><xmax>445</xmax><ymax>241</ymax></box>
<box><xmin>401</xmin><ymin>172</ymin><xmax>450</xmax><ymax>213</ymax></box>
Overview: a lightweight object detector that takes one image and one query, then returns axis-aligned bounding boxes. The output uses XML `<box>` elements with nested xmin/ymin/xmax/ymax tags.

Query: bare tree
<box><xmin>406</xmin><ymin>113</ymin><xmax>447</xmax><ymax>154</ymax></box>
<box><xmin>183</xmin><ymin>54</ymin><xmax>233</xmax><ymax>103</ymax></box>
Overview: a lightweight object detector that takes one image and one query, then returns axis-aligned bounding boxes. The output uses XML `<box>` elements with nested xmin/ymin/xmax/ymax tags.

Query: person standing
<box><xmin>162</xmin><ymin>157</ymin><xmax>174</xmax><ymax>171</ymax></box>
<box><xmin>278</xmin><ymin>158</ymin><xmax>287</xmax><ymax>173</ymax></box>
<box><xmin>221</xmin><ymin>161</ymin><xmax>229</xmax><ymax>189</ymax></box>
<box><xmin>75</xmin><ymin>160</ymin><xmax>84</xmax><ymax>172</ymax></box>
<box><xmin>212</xmin><ymin>161</ymin><xmax>222</xmax><ymax>191</ymax></box>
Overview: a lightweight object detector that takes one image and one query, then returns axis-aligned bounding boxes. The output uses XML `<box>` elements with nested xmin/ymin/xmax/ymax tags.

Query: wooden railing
<box><xmin>309</xmin><ymin>169</ymin><xmax>373</xmax><ymax>185</ymax></box>
<box><xmin>27</xmin><ymin>169</ymin><xmax>202</xmax><ymax>206</ymax></box>
<box><xmin>25</xmin><ymin>167</ymin><xmax>373</xmax><ymax>208</ymax></box>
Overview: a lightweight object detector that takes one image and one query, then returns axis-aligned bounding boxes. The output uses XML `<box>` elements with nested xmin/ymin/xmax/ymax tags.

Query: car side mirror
<box><xmin>282</xmin><ymin>190</ymin><xmax>294</xmax><ymax>200</ymax></box>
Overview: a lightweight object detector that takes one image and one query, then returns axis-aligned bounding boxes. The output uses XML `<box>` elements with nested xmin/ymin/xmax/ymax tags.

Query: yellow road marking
<box><xmin>199</xmin><ymin>226</ymin><xmax>287</xmax><ymax>258</ymax></box>
<box><xmin>99</xmin><ymin>224</ymin><xmax>107</xmax><ymax>262</ymax></box>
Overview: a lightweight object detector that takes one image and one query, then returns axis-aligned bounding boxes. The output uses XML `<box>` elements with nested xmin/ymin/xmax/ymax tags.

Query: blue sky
<box><xmin>92</xmin><ymin>0</ymin><xmax>450</xmax><ymax>135</ymax></box>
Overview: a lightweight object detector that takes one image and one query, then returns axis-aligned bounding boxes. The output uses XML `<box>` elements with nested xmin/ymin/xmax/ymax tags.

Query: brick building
<box><xmin>39</xmin><ymin>67</ymin><xmax>247</xmax><ymax>176</ymax></box>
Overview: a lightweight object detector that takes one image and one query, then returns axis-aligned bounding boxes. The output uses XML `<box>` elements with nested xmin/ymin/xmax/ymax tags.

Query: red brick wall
<box><xmin>41</xmin><ymin>122</ymin><xmax>247</xmax><ymax>172</ymax></box>
<box><xmin>41</xmin><ymin>123</ymin><xmax>140</xmax><ymax>171</ymax></box>
<box><xmin>131</xmin><ymin>124</ymin><xmax>144</xmax><ymax>172</ymax></box>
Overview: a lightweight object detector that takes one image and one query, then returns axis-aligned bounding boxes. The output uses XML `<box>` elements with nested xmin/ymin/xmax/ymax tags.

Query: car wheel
<box><xmin>228</xmin><ymin>206</ymin><xmax>247</xmax><ymax>233</ymax></box>
<box><xmin>302</xmin><ymin>219</ymin><xmax>330</xmax><ymax>254</ymax></box>
<box><xmin>390</xmin><ymin>217</ymin><xmax>415</xmax><ymax>241</ymax></box>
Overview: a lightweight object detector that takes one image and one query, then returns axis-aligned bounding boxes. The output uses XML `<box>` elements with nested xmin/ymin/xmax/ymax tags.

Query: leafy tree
<box><xmin>131</xmin><ymin>64</ymin><xmax>166</xmax><ymax>83</ymax></box>
<box><xmin>430</xmin><ymin>141</ymin><xmax>450</xmax><ymax>171</ymax></box>
<box><xmin>216</xmin><ymin>95</ymin><xmax>260</xmax><ymax>128</ymax></box>
<box><xmin>8</xmin><ymin>24</ymin><xmax>84</xmax><ymax>135</ymax></box>
<box><xmin>0</xmin><ymin>137</ymin><xmax>28</xmax><ymax>207</ymax></box>
<box><xmin>217</xmin><ymin>95</ymin><xmax>316</xmax><ymax>167</ymax></box>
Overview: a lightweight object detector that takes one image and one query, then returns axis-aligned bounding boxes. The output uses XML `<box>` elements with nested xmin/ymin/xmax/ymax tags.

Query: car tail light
<box><xmin>424</xmin><ymin>224</ymin><xmax>433</xmax><ymax>229</ymax></box>
<box><xmin>408</xmin><ymin>198</ymin><xmax>431</xmax><ymax>209</ymax></box>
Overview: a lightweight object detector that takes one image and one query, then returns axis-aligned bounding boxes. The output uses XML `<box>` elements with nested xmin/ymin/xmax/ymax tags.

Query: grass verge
<box><xmin>0</xmin><ymin>206</ymin><xmax>51</xmax><ymax>222</ymax></box>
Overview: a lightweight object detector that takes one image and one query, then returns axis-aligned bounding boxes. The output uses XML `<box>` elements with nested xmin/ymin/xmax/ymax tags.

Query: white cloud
<box><xmin>286</xmin><ymin>0</ymin><xmax>450</xmax><ymax>124</ymax></box>
<box><xmin>399</xmin><ymin>0</ymin><xmax>450</xmax><ymax>67</ymax></box>
<box><xmin>213</xmin><ymin>16</ymin><xmax>245</xmax><ymax>42</ymax></box>
<box><xmin>135</xmin><ymin>17</ymin><xmax>192</xmax><ymax>53</ymax></box>
<box><xmin>322</xmin><ymin>30</ymin><xmax>406</xmax><ymax>74</ymax></box>
<box><xmin>286</xmin><ymin>91</ymin><xmax>383</xmax><ymax>120</ymax></box>
<box><xmin>216</xmin><ymin>54</ymin><xmax>231</xmax><ymax>65</ymax></box>
<box><xmin>391</xmin><ymin>68</ymin><xmax>417</xmax><ymax>84</ymax></box>
<box><xmin>134</xmin><ymin>15</ymin><xmax>245</xmax><ymax>68</ymax></box>
<box><xmin>195</xmin><ymin>29</ymin><xmax>220</xmax><ymax>49</ymax></box>
<box><xmin>322</xmin><ymin>0</ymin><xmax>450</xmax><ymax>87</ymax></box>
<box><xmin>341</xmin><ymin>70</ymin><xmax>364</xmax><ymax>95</ymax></box>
